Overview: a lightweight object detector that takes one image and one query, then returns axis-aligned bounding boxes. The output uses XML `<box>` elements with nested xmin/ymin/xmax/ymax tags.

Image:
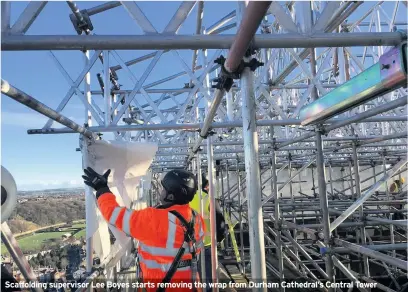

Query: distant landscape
<box><xmin>2</xmin><ymin>188</ymin><xmax>86</xmax><ymax>256</ymax></box>
<box><xmin>18</xmin><ymin>187</ymin><xmax>85</xmax><ymax>197</ymax></box>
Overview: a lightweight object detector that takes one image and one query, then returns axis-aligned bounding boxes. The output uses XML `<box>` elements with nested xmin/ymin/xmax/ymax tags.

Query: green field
<box><xmin>74</xmin><ymin>228</ymin><xmax>86</xmax><ymax>239</ymax></box>
<box><xmin>1</xmin><ymin>223</ymin><xmax>86</xmax><ymax>256</ymax></box>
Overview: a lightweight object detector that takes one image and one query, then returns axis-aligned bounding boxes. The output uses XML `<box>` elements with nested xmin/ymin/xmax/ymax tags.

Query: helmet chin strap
<box><xmin>157</xmin><ymin>189</ymin><xmax>176</xmax><ymax>208</ymax></box>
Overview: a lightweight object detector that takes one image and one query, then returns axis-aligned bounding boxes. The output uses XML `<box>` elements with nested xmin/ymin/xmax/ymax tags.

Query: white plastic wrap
<box><xmin>83</xmin><ymin>139</ymin><xmax>158</xmax><ymax>261</ymax></box>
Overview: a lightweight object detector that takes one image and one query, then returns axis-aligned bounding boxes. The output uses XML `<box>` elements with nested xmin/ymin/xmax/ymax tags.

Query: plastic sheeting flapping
<box><xmin>83</xmin><ymin>139</ymin><xmax>158</xmax><ymax>261</ymax></box>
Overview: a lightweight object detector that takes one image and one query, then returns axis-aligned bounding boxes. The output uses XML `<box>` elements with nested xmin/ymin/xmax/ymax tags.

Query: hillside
<box><xmin>3</xmin><ymin>194</ymin><xmax>86</xmax><ymax>255</ymax></box>
<box><xmin>8</xmin><ymin>216</ymin><xmax>40</xmax><ymax>234</ymax></box>
<box><xmin>8</xmin><ymin>195</ymin><xmax>85</xmax><ymax>232</ymax></box>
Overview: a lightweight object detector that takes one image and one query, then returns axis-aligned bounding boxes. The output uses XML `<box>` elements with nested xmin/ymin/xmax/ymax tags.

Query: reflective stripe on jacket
<box><xmin>189</xmin><ymin>191</ymin><xmax>211</xmax><ymax>246</ymax></box>
<box><xmin>97</xmin><ymin>192</ymin><xmax>205</xmax><ymax>292</ymax></box>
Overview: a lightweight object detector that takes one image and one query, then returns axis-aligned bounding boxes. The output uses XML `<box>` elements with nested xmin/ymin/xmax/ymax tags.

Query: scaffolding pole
<box><xmin>240</xmin><ymin>30</ymin><xmax>268</xmax><ymax>291</ymax></box>
<box><xmin>315</xmin><ymin>130</ymin><xmax>335</xmax><ymax>289</ymax></box>
<box><xmin>330</xmin><ymin>157</ymin><xmax>408</xmax><ymax>231</ymax></box>
<box><xmin>277</xmin><ymin>96</ymin><xmax>408</xmax><ymax>149</ymax></box>
<box><xmin>1</xmin><ymin>79</ymin><xmax>95</xmax><ymax>139</ymax></box>
<box><xmin>1</xmin><ymin>223</ymin><xmax>43</xmax><ymax>292</ymax></box>
<box><xmin>271</xmin><ymin>146</ymin><xmax>284</xmax><ymax>288</ymax></box>
<box><xmin>187</xmin><ymin>1</ymin><xmax>273</xmax><ymax>163</ymax></box>
<box><xmin>352</xmin><ymin>142</ymin><xmax>370</xmax><ymax>278</ymax></box>
<box><xmin>207</xmin><ymin>134</ymin><xmax>219</xmax><ymax>290</ymax></box>
<box><xmin>2</xmin><ymin>32</ymin><xmax>405</xmax><ymax>51</ymax></box>
<box><xmin>334</xmin><ymin>239</ymin><xmax>408</xmax><ymax>271</ymax></box>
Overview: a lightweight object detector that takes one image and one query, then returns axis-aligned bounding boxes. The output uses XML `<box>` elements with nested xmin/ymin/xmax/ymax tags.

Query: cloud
<box><xmin>1</xmin><ymin>111</ymin><xmax>49</xmax><ymax>128</ymax></box>
<box><xmin>17</xmin><ymin>179</ymin><xmax>84</xmax><ymax>191</ymax></box>
<box><xmin>1</xmin><ymin>111</ymin><xmax>84</xmax><ymax>129</ymax></box>
<box><xmin>69</xmin><ymin>179</ymin><xmax>82</xmax><ymax>185</ymax></box>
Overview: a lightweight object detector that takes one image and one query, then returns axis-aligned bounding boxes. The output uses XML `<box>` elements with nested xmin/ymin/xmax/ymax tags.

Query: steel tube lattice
<box><xmin>1</xmin><ymin>1</ymin><xmax>407</xmax><ymax>290</ymax></box>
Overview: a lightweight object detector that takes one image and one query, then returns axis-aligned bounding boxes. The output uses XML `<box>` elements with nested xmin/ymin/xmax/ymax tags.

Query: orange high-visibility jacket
<box><xmin>97</xmin><ymin>192</ymin><xmax>206</xmax><ymax>292</ymax></box>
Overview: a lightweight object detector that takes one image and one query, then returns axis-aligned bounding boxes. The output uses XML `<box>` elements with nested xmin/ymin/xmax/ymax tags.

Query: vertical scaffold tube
<box><xmin>236</xmin><ymin>1</ymin><xmax>267</xmax><ymax>288</ymax></box>
<box><xmin>271</xmin><ymin>146</ymin><xmax>285</xmax><ymax>289</ymax></box>
<box><xmin>1</xmin><ymin>1</ymin><xmax>10</xmax><ymax>34</ymax></box>
<box><xmin>340</xmin><ymin>167</ymin><xmax>346</xmax><ymax>194</ymax></box>
<box><xmin>315</xmin><ymin>130</ymin><xmax>335</xmax><ymax>290</ymax></box>
<box><xmin>103</xmin><ymin>50</ymin><xmax>111</xmax><ymax>126</ymax></box>
<box><xmin>328</xmin><ymin>162</ymin><xmax>335</xmax><ymax>199</ymax></box>
<box><xmin>237</xmin><ymin>159</ymin><xmax>245</xmax><ymax>274</ymax></box>
<box><xmin>225</xmin><ymin>162</ymin><xmax>230</xmax><ymax>249</ymax></box>
<box><xmin>226</xmin><ymin>91</ymin><xmax>234</xmax><ymax>121</ymax></box>
<box><xmin>195</xmin><ymin>104</ymin><xmax>207</xmax><ymax>284</ymax></box>
<box><xmin>288</xmin><ymin>155</ymin><xmax>298</xmax><ymax>266</ymax></box>
<box><xmin>207</xmin><ymin>134</ymin><xmax>219</xmax><ymax>290</ymax></box>
<box><xmin>196</xmin><ymin>152</ymin><xmax>207</xmax><ymax>283</ymax></box>
<box><xmin>83</xmin><ymin>51</ymin><xmax>94</xmax><ymax>273</ymax></box>
<box><xmin>352</xmin><ymin>142</ymin><xmax>370</xmax><ymax>277</ymax></box>
<box><xmin>241</xmin><ymin>58</ymin><xmax>267</xmax><ymax>291</ymax></box>
<box><xmin>383</xmin><ymin>154</ymin><xmax>396</xmax><ymax>259</ymax></box>
<box><xmin>348</xmin><ymin>160</ymin><xmax>354</xmax><ymax>199</ymax></box>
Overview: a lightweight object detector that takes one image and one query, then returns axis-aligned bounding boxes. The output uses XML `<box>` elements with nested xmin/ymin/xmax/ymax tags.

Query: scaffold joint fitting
<box><xmin>319</xmin><ymin>246</ymin><xmax>328</xmax><ymax>255</ymax></box>
<box><xmin>69</xmin><ymin>10</ymin><xmax>94</xmax><ymax>35</ymax></box>
<box><xmin>214</xmin><ymin>55</ymin><xmax>264</xmax><ymax>88</ymax></box>
<box><xmin>199</xmin><ymin>130</ymin><xmax>215</xmax><ymax>139</ymax></box>
<box><xmin>192</xmin><ymin>146</ymin><xmax>203</xmax><ymax>154</ymax></box>
<box><xmin>315</xmin><ymin>124</ymin><xmax>327</xmax><ymax>135</ymax></box>
<box><xmin>244</xmin><ymin>41</ymin><xmax>257</xmax><ymax>57</ymax></box>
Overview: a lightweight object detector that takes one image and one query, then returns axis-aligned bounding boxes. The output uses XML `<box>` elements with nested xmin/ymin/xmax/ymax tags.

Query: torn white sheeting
<box><xmin>83</xmin><ymin>139</ymin><xmax>158</xmax><ymax>261</ymax></box>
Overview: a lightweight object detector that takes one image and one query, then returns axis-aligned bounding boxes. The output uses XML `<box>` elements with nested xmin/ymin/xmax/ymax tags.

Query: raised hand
<box><xmin>82</xmin><ymin>167</ymin><xmax>111</xmax><ymax>191</ymax></box>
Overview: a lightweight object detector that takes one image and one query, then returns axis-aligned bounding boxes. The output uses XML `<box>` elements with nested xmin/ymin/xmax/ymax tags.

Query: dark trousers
<box><xmin>198</xmin><ymin>246</ymin><xmax>213</xmax><ymax>292</ymax></box>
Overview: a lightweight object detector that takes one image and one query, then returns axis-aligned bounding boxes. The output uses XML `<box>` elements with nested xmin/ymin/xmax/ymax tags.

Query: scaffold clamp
<box><xmin>213</xmin><ymin>55</ymin><xmax>264</xmax><ymax>91</ymax></box>
<box><xmin>192</xmin><ymin>146</ymin><xmax>203</xmax><ymax>154</ymax></box>
<box><xmin>69</xmin><ymin>10</ymin><xmax>94</xmax><ymax>35</ymax></box>
<box><xmin>199</xmin><ymin>129</ymin><xmax>215</xmax><ymax>139</ymax></box>
<box><xmin>319</xmin><ymin>247</ymin><xmax>328</xmax><ymax>255</ymax></box>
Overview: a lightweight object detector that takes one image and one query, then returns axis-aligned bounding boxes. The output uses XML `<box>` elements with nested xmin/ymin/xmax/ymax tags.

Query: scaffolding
<box><xmin>1</xmin><ymin>1</ymin><xmax>407</xmax><ymax>292</ymax></box>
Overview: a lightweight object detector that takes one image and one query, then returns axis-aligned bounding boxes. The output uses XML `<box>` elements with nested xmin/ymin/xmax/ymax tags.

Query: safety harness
<box><xmin>156</xmin><ymin>210</ymin><xmax>198</xmax><ymax>292</ymax></box>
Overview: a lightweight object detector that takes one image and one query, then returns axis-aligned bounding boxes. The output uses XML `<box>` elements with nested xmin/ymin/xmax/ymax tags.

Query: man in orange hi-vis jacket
<box><xmin>82</xmin><ymin>167</ymin><xmax>205</xmax><ymax>292</ymax></box>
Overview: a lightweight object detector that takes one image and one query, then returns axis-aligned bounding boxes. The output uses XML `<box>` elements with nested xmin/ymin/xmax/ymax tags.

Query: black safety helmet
<box><xmin>161</xmin><ymin>169</ymin><xmax>198</xmax><ymax>204</ymax></box>
<box><xmin>201</xmin><ymin>173</ymin><xmax>209</xmax><ymax>191</ymax></box>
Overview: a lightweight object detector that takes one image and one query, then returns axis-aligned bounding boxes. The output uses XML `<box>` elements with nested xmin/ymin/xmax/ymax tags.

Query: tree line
<box><xmin>8</xmin><ymin>198</ymin><xmax>85</xmax><ymax>233</ymax></box>
<box><xmin>28</xmin><ymin>244</ymin><xmax>82</xmax><ymax>271</ymax></box>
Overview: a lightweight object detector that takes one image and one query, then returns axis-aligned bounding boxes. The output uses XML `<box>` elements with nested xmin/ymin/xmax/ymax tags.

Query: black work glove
<box><xmin>82</xmin><ymin>167</ymin><xmax>111</xmax><ymax>196</ymax></box>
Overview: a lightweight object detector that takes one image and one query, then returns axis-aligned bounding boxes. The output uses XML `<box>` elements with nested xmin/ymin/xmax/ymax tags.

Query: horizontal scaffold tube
<box><xmin>1</xmin><ymin>32</ymin><xmax>405</xmax><ymax>51</ymax></box>
<box><xmin>330</xmin><ymin>157</ymin><xmax>408</xmax><ymax>231</ymax></box>
<box><xmin>334</xmin><ymin>239</ymin><xmax>408</xmax><ymax>271</ymax></box>
<box><xmin>27</xmin><ymin>115</ymin><xmax>406</xmax><ymax>135</ymax></box>
<box><xmin>156</xmin><ymin>136</ymin><xmax>404</xmax><ymax>148</ymax></box>
<box><xmin>278</xmin><ymin>96</ymin><xmax>408</xmax><ymax>149</ymax></box>
<box><xmin>300</xmin><ymin>44</ymin><xmax>407</xmax><ymax>125</ymax></box>
<box><xmin>297</xmin><ymin>221</ymin><xmax>407</xmax><ymax>229</ymax></box>
<box><xmin>1</xmin><ymin>79</ymin><xmax>95</xmax><ymax>139</ymax></box>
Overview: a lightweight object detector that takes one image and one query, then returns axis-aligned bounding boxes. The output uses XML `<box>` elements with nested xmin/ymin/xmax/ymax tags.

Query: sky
<box><xmin>1</xmin><ymin>1</ymin><xmax>405</xmax><ymax>191</ymax></box>
<box><xmin>1</xmin><ymin>1</ymin><xmax>236</xmax><ymax>191</ymax></box>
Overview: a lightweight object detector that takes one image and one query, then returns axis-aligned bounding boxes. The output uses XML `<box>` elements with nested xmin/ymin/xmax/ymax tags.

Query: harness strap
<box><xmin>157</xmin><ymin>210</ymin><xmax>198</xmax><ymax>292</ymax></box>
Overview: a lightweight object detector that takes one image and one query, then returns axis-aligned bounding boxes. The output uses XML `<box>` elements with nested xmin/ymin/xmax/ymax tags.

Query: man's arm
<box><xmin>97</xmin><ymin>188</ymin><xmax>161</xmax><ymax>242</ymax></box>
<box><xmin>82</xmin><ymin>167</ymin><xmax>162</xmax><ymax>243</ymax></box>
